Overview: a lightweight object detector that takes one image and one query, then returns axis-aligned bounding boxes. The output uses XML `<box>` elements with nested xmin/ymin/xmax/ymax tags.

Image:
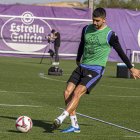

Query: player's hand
<box><xmin>130</xmin><ymin>67</ymin><xmax>140</xmax><ymax>79</ymax></box>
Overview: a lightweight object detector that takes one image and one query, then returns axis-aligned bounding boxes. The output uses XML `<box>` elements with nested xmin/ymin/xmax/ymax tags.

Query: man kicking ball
<box><xmin>51</xmin><ymin>7</ymin><xmax>140</xmax><ymax>133</ymax></box>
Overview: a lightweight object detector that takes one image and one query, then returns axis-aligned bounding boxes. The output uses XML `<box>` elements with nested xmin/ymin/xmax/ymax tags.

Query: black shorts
<box><xmin>67</xmin><ymin>65</ymin><xmax>105</xmax><ymax>94</ymax></box>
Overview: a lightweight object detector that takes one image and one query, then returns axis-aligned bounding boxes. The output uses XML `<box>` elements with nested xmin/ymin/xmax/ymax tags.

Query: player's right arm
<box><xmin>76</xmin><ymin>26</ymin><xmax>87</xmax><ymax>66</ymax></box>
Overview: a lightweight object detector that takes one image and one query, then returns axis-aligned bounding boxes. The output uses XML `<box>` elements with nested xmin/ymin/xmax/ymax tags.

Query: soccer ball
<box><xmin>16</xmin><ymin>116</ymin><xmax>33</xmax><ymax>133</ymax></box>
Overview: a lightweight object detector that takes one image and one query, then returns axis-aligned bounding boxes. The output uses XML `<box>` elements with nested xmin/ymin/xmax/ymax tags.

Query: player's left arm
<box><xmin>109</xmin><ymin>32</ymin><xmax>140</xmax><ymax>79</ymax></box>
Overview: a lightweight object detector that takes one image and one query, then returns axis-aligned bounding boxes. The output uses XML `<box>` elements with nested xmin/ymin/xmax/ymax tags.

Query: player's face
<box><xmin>92</xmin><ymin>17</ymin><xmax>106</xmax><ymax>29</ymax></box>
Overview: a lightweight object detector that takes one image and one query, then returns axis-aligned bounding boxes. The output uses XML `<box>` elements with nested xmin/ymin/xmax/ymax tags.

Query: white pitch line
<box><xmin>101</xmin><ymin>85</ymin><xmax>140</xmax><ymax>90</ymax></box>
<box><xmin>0</xmin><ymin>89</ymin><xmax>33</xmax><ymax>94</ymax></box>
<box><xmin>0</xmin><ymin>104</ymin><xmax>42</xmax><ymax>108</ymax></box>
<box><xmin>39</xmin><ymin>73</ymin><xmax>66</xmax><ymax>82</ymax></box>
<box><xmin>124</xmin><ymin>135</ymin><xmax>140</xmax><ymax>138</ymax></box>
<box><xmin>97</xmin><ymin>95</ymin><xmax>140</xmax><ymax>98</ymax></box>
<box><xmin>58</xmin><ymin>107</ymin><xmax>140</xmax><ymax>135</ymax></box>
<box><xmin>12</xmin><ymin>91</ymin><xmax>33</xmax><ymax>94</ymax></box>
<box><xmin>0</xmin><ymin>90</ymin><xmax>7</xmax><ymax>93</ymax></box>
<box><xmin>39</xmin><ymin>74</ymin><xmax>140</xmax><ymax>90</ymax></box>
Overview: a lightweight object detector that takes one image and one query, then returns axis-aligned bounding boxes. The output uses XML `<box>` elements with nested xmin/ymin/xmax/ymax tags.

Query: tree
<box><xmin>88</xmin><ymin>0</ymin><xmax>140</xmax><ymax>10</ymax></box>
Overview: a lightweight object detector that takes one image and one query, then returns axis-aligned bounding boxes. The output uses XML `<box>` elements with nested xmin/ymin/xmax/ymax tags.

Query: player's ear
<box><xmin>103</xmin><ymin>18</ymin><xmax>106</xmax><ymax>23</ymax></box>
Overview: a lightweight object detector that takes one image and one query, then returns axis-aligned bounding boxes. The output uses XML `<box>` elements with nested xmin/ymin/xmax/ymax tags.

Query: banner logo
<box><xmin>21</xmin><ymin>12</ymin><xmax>34</xmax><ymax>25</ymax></box>
<box><xmin>1</xmin><ymin>11</ymin><xmax>52</xmax><ymax>52</ymax></box>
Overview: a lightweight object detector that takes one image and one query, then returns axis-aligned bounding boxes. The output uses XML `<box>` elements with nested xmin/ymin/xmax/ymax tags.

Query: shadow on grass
<box><xmin>0</xmin><ymin>115</ymin><xmax>54</xmax><ymax>133</ymax></box>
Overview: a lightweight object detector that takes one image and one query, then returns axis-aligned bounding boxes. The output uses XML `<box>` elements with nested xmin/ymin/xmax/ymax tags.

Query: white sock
<box><xmin>57</xmin><ymin>110</ymin><xmax>69</xmax><ymax>123</ymax></box>
<box><xmin>70</xmin><ymin>115</ymin><xmax>79</xmax><ymax>128</ymax></box>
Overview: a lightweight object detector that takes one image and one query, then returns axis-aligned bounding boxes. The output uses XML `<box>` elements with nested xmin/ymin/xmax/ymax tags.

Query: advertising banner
<box><xmin>0</xmin><ymin>4</ymin><xmax>91</xmax><ymax>57</ymax></box>
<box><xmin>0</xmin><ymin>4</ymin><xmax>139</xmax><ymax>62</ymax></box>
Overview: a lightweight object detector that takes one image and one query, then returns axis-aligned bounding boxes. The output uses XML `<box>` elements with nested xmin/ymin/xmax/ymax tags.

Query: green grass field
<box><xmin>0</xmin><ymin>56</ymin><xmax>140</xmax><ymax>140</ymax></box>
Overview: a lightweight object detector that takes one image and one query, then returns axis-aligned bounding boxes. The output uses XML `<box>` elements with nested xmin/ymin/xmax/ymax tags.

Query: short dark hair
<box><xmin>51</xmin><ymin>29</ymin><xmax>55</xmax><ymax>33</ymax></box>
<box><xmin>92</xmin><ymin>7</ymin><xmax>106</xmax><ymax>18</ymax></box>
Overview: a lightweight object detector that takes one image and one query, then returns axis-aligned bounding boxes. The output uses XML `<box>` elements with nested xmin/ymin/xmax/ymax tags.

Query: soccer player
<box><xmin>51</xmin><ymin>7</ymin><xmax>140</xmax><ymax>133</ymax></box>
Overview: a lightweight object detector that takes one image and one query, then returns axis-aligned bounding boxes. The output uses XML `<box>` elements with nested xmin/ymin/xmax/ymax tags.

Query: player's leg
<box><xmin>60</xmin><ymin>68</ymin><xmax>86</xmax><ymax>130</ymax></box>
<box><xmin>56</xmin><ymin>82</ymin><xmax>76</xmax><ymax>123</ymax></box>
<box><xmin>66</xmin><ymin>85</ymin><xmax>87</xmax><ymax>114</ymax></box>
<box><xmin>51</xmin><ymin>82</ymin><xmax>76</xmax><ymax>130</ymax></box>
<box><xmin>64</xmin><ymin>83</ymin><xmax>80</xmax><ymax>132</ymax></box>
<box><xmin>61</xmin><ymin>85</ymin><xmax>86</xmax><ymax>133</ymax></box>
<box><xmin>57</xmin><ymin>66</ymin><xmax>83</xmax><ymax>123</ymax></box>
<box><xmin>52</xmin><ymin>71</ymin><xmax>83</xmax><ymax>131</ymax></box>
<box><xmin>61</xmin><ymin>66</ymin><xmax>104</xmax><ymax>133</ymax></box>
<box><xmin>51</xmin><ymin>66</ymin><xmax>82</xmax><ymax>130</ymax></box>
<box><xmin>64</xmin><ymin>82</ymin><xmax>75</xmax><ymax>106</ymax></box>
<box><xmin>58</xmin><ymin>84</ymin><xmax>87</xmax><ymax>120</ymax></box>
